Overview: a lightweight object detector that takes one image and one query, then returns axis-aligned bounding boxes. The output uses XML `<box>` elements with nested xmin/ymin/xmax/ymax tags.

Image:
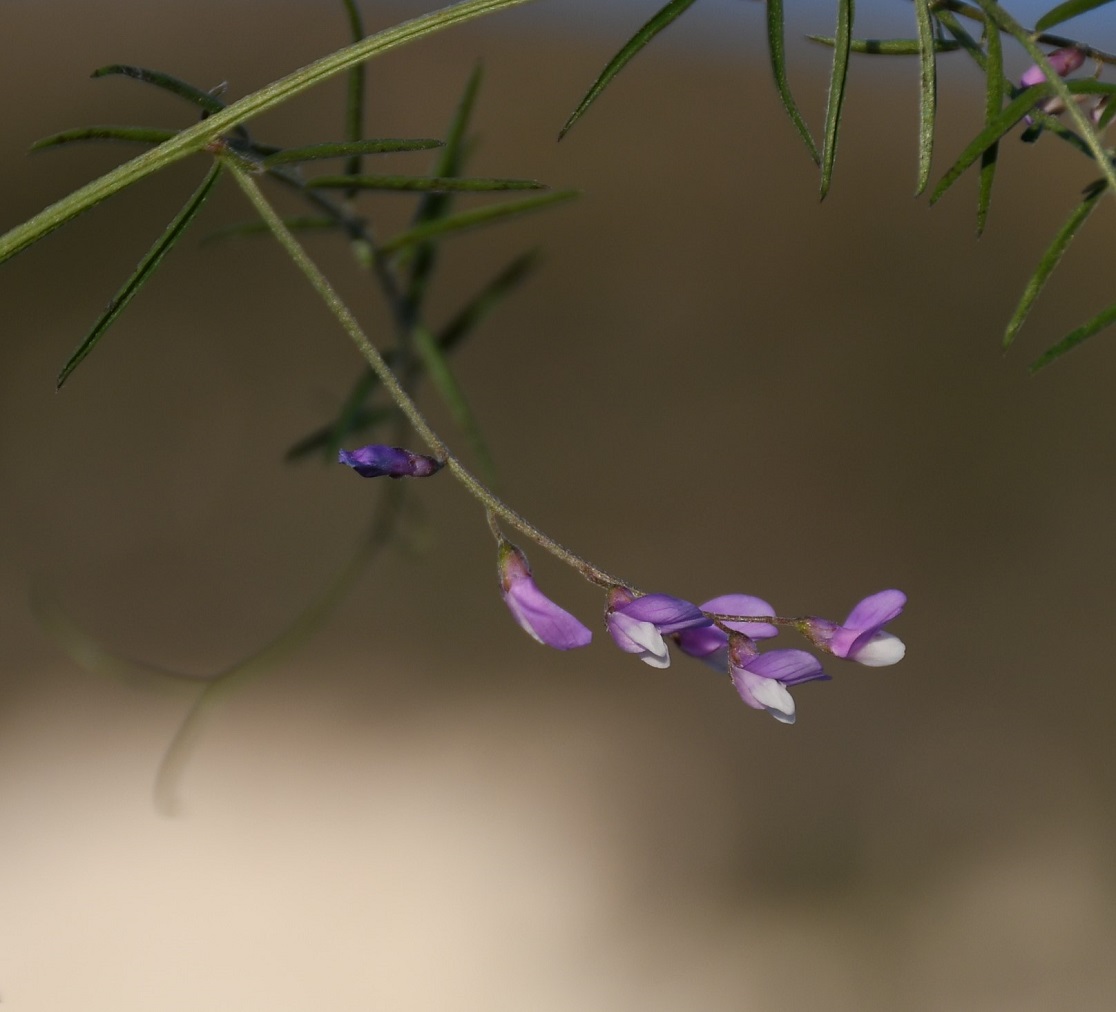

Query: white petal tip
<box><xmin>853</xmin><ymin>633</ymin><xmax>905</xmax><ymax>667</ymax></box>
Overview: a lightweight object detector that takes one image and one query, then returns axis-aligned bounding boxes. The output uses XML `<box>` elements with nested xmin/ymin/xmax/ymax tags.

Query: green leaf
<box><xmin>1005</xmin><ymin>180</ymin><xmax>1105</xmax><ymax>348</ymax></box>
<box><xmin>1030</xmin><ymin>301</ymin><xmax>1116</xmax><ymax>371</ymax></box>
<box><xmin>404</xmin><ymin>66</ymin><xmax>484</xmax><ymax>312</ymax></box>
<box><xmin>202</xmin><ymin>215</ymin><xmax>336</xmax><ymax>244</ymax></box>
<box><xmin>436</xmin><ymin>249</ymin><xmax>538</xmax><ymax>350</ymax></box>
<box><xmin>32</xmin><ymin>126</ymin><xmax>178</xmax><ymax>150</ymax></box>
<box><xmin>558</xmin><ymin>0</ymin><xmax>699</xmax><ymax>140</ymax></box>
<box><xmin>975</xmin><ymin>0</ymin><xmax>1116</xmax><ymax>203</ymax></box>
<box><xmin>930</xmin><ymin>83</ymin><xmax>1051</xmax><ymax>204</ymax></box>
<box><xmin>820</xmin><ymin>0</ymin><xmax>855</xmax><ymax>199</ymax></box>
<box><xmin>1035</xmin><ymin>0</ymin><xmax>1115</xmax><ymax>32</ymax></box>
<box><xmin>932</xmin><ymin>8</ymin><xmax>989</xmax><ymax>69</ymax></box>
<box><xmin>808</xmin><ymin>35</ymin><xmax>960</xmax><ymax>55</ymax></box>
<box><xmin>771</xmin><ymin>0</ymin><xmax>821</xmax><ymax>165</ymax></box>
<box><xmin>92</xmin><ymin>64</ymin><xmax>226</xmax><ymax>115</ymax></box>
<box><xmin>285</xmin><ymin>403</ymin><xmax>395</xmax><ymax>461</ymax></box>
<box><xmin>977</xmin><ymin>19</ymin><xmax>1004</xmax><ymax>235</ymax></box>
<box><xmin>56</xmin><ymin>163</ymin><xmax>222</xmax><ymax>388</ymax></box>
<box><xmin>306</xmin><ymin>174</ymin><xmax>546</xmax><ymax>192</ymax></box>
<box><xmin>913</xmin><ymin>0</ymin><xmax>937</xmax><ymax>195</ymax></box>
<box><xmin>261</xmin><ymin>139</ymin><xmax>443</xmax><ymax>165</ymax></box>
<box><xmin>0</xmin><ymin>0</ymin><xmax>539</xmax><ymax>267</ymax></box>
<box><xmin>341</xmin><ymin>0</ymin><xmax>367</xmax><ymax>184</ymax></box>
<box><xmin>379</xmin><ymin>189</ymin><xmax>579</xmax><ymax>255</ymax></box>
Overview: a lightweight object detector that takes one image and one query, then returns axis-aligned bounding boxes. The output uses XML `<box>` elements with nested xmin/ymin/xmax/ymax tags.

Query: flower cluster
<box><xmin>497</xmin><ymin>542</ymin><xmax>906</xmax><ymax>725</ymax></box>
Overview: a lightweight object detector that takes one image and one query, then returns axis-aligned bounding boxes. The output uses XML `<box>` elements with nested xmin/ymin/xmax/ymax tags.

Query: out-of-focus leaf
<box><xmin>307</xmin><ymin>174</ymin><xmax>545</xmax><ymax>192</ymax></box>
<box><xmin>288</xmin><ymin>251</ymin><xmax>538</xmax><ymax>462</ymax></box>
<box><xmin>914</xmin><ymin>0</ymin><xmax>937</xmax><ymax>195</ymax></box>
<box><xmin>262</xmin><ymin>139</ymin><xmax>443</xmax><ymax>165</ymax></box>
<box><xmin>559</xmin><ymin>0</ymin><xmax>699</xmax><ymax>140</ymax></box>
<box><xmin>1030</xmin><ymin>301</ymin><xmax>1116</xmax><ymax>371</ymax></box>
<box><xmin>1035</xmin><ymin>0</ymin><xmax>1115</xmax><ymax>32</ymax></box>
<box><xmin>285</xmin><ymin>402</ymin><xmax>395</xmax><ymax>460</ymax></box>
<box><xmin>203</xmin><ymin>216</ymin><xmax>336</xmax><ymax>244</ymax></box>
<box><xmin>404</xmin><ymin>66</ymin><xmax>483</xmax><ymax>311</ymax></box>
<box><xmin>771</xmin><ymin>0</ymin><xmax>821</xmax><ymax>165</ymax></box>
<box><xmin>808</xmin><ymin>35</ymin><xmax>960</xmax><ymax>55</ymax></box>
<box><xmin>57</xmin><ymin>163</ymin><xmax>222</xmax><ymax>388</ymax></box>
<box><xmin>32</xmin><ymin>126</ymin><xmax>177</xmax><ymax>150</ymax></box>
<box><xmin>92</xmin><ymin>64</ymin><xmax>226</xmax><ymax>114</ymax></box>
<box><xmin>821</xmin><ymin>0</ymin><xmax>855</xmax><ymax>199</ymax></box>
<box><xmin>1005</xmin><ymin>180</ymin><xmax>1105</xmax><ymax>347</ymax></box>
<box><xmin>379</xmin><ymin>190</ymin><xmax>578</xmax><ymax>255</ymax></box>
<box><xmin>341</xmin><ymin>0</ymin><xmax>367</xmax><ymax>184</ymax></box>
<box><xmin>977</xmin><ymin>20</ymin><xmax>1004</xmax><ymax>235</ymax></box>
<box><xmin>436</xmin><ymin>249</ymin><xmax>538</xmax><ymax>350</ymax></box>
<box><xmin>930</xmin><ymin>83</ymin><xmax>1049</xmax><ymax>204</ymax></box>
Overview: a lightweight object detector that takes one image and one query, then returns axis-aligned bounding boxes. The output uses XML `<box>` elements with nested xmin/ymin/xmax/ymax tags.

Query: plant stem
<box><xmin>229</xmin><ymin>165</ymin><xmax>628</xmax><ymax>589</ymax></box>
<box><xmin>0</xmin><ymin>0</ymin><xmax>539</xmax><ymax>266</ymax></box>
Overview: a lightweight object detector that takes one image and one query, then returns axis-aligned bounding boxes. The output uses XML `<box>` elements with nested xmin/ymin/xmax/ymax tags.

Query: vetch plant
<box><xmin>14</xmin><ymin>0</ymin><xmax>1113</xmax><ymax>804</ymax></box>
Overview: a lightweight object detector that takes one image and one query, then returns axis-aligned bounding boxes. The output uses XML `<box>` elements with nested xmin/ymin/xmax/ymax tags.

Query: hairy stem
<box><xmin>230</xmin><ymin>165</ymin><xmax>628</xmax><ymax>588</ymax></box>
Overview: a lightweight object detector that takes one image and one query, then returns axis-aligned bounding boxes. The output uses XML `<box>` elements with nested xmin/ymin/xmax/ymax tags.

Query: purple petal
<box><xmin>745</xmin><ymin>648</ymin><xmax>826</xmax><ymax>686</ymax></box>
<box><xmin>675</xmin><ymin>625</ymin><xmax>728</xmax><ymax>660</ymax></box>
<box><xmin>498</xmin><ymin>544</ymin><xmax>591</xmax><ymax>650</ymax></box>
<box><xmin>339</xmin><ymin>444</ymin><xmax>443</xmax><ymax>479</ymax></box>
<box><xmin>617</xmin><ymin>594</ymin><xmax>709</xmax><ymax>635</ymax></box>
<box><xmin>606</xmin><ymin>611</ymin><xmax>670</xmax><ymax>667</ymax></box>
<box><xmin>843</xmin><ymin>589</ymin><xmax>906</xmax><ymax>633</ymax></box>
<box><xmin>700</xmin><ymin>594</ymin><xmax>778</xmax><ymax>639</ymax></box>
<box><xmin>730</xmin><ymin>667</ymin><xmax>796</xmax><ymax>723</ymax></box>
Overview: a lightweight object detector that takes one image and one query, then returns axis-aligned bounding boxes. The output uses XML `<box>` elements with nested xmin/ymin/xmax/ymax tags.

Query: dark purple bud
<box><xmin>338</xmin><ymin>444</ymin><xmax>444</xmax><ymax>479</ymax></box>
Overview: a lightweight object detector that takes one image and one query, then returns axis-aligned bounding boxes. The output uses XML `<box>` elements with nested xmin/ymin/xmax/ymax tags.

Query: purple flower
<box><xmin>339</xmin><ymin>444</ymin><xmax>444</xmax><ymax>479</ymax></box>
<box><xmin>801</xmin><ymin>589</ymin><xmax>906</xmax><ymax>667</ymax></box>
<box><xmin>498</xmin><ymin>542</ymin><xmax>592</xmax><ymax>650</ymax></box>
<box><xmin>676</xmin><ymin>593</ymin><xmax>778</xmax><ymax>669</ymax></box>
<box><xmin>1020</xmin><ymin>46</ymin><xmax>1086</xmax><ymax>121</ymax></box>
<box><xmin>729</xmin><ymin>636</ymin><xmax>828</xmax><ymax>725</ymax></box>
<box><xmin>1020</xmin><ymin>46</ymin><xmax>1086</xmax><ymax>88</ymax></box>
<box><xmin>606</xmin><ymin>589</ymin><xmax>710</xmax><ymax>668</ymax></box>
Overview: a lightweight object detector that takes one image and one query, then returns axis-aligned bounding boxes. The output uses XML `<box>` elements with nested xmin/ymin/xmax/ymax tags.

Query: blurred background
<box><xmin>3</xmin><ymin>1</ymin><xmax>1116</xmax><ymax>1008</ymax></box>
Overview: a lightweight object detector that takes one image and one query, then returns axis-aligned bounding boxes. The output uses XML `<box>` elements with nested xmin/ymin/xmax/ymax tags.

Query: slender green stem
<box><xmin>0</xmin><ymin>0</ymin><xmax>538</xmax><ymax>266</ymax></box>
<box><xmin>230</xmin><ymin>166</ymin><xmax>627</xmax><ymax>588</ymax></box>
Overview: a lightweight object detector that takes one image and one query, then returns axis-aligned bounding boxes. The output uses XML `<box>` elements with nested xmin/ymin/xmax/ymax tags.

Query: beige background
<box><xmin>2</xmin><ymin>2</ymin><xmax>1116</xmax><ymax>1009</ymax></box>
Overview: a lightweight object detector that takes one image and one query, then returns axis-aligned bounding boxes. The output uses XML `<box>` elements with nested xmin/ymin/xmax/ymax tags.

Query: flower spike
<box><xmin>498</xmin><ymin>542</ymin><xmax>592</xmax><ymax>650</ymax></box>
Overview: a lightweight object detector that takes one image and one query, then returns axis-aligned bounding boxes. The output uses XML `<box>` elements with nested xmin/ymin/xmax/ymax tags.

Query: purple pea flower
<box><xmin>1021</xmin><ymin>46</ymin><xmax>1086</xmax><ymax>121</ymax></box>
<box><xmin>676</xmin><ymin>593</ymin><xmax>779</xmax><ymax>669</ymax></box>
<box><xmin>498</xmin><ymin>542</ymin><xmax>592</xmax><ymax>650</ymax></box>
<box><xmin>606</xmin><ymin>588</ymin><xmax>710</xmax><ymax>668</ymax></box>
<box><xmin>801</xmin><ymin>589</ymin><xmax>906</xmax><ymax>667</ymax></box>
<box><xmin>728</xmin><ymin>635</ymin><xmax>829</xmax><ymax>725</ymax></box>
<box><xmin>338</xmin><ymin>444</ymin><xmax>444</xmax><ymax>479</ymax></box>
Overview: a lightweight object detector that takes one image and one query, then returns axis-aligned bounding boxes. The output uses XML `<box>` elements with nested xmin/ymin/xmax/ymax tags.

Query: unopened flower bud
<box><xmin>338</xmin><ymin>444</ymin><xmax>444</xmax><ymax>479</ymax></box>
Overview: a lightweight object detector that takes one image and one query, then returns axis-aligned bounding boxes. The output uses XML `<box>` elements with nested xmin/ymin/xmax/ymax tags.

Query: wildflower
<box><xmin>606</xmin><ymin>589</ymin><xmax>710</xmax><ymax>668</ymax></box>
<box><xmin>1020</xmin><ymin>46</ymin><xmax>1086</xmax><ymax>121</ymax></box>
<box><xmin>801</xmin><ymin>589</ymin><xmax>906</xmax><ymax>667</ymax></box>
<box><xmin>498</xmin><ymin>542</ymin><xmax>592</xmax><ymax>650</ymax></box>
<box><xmin>338</xmin><ymin>444</ymin><xmax>443</xmax><ymax>478</ymax></box>
<box><xmin>676</xmin><ymin>593</ymin><xmax>778</xmax><ymax>669</ymax></box>
<box><xmin>729</xmin><ymin>635</ymin><xmax>828</xmax><ymax>725</ymax></box>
